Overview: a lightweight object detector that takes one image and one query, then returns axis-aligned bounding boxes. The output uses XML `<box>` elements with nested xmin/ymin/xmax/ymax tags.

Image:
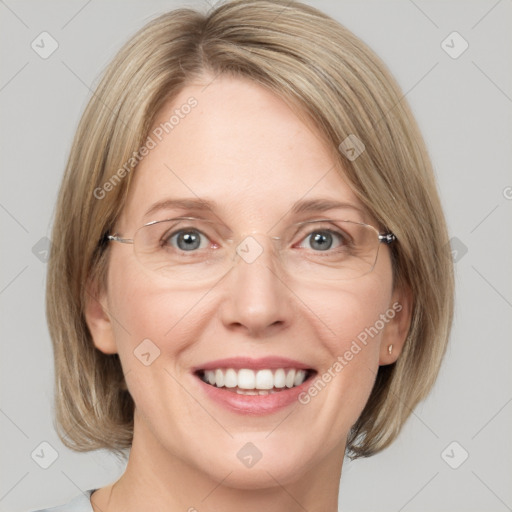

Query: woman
<box><xmin>35</xmin><ymin>0</ymin><xmax>454</xmax><ymax>510</ymax></box>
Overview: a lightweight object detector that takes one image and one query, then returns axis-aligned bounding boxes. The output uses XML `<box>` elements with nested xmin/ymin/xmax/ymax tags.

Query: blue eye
<box><xmin>166</xmin><ymin>229</ymin><xmax>208</xmax><ymax>251</ymax></box>
<box><xmin>300</xmin><ymin>229</ymin><xmax>345</xmax><ymax>251</ymax></box>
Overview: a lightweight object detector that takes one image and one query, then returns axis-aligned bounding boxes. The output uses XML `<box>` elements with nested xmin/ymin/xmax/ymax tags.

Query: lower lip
<box><xmin>195</xmin><ymin>374</ymin><xmax>314</xmax><ymax>415</ymax></box>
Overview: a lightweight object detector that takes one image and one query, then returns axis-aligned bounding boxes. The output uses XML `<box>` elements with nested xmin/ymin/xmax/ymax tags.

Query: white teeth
<box><xmin>255</xmin><ymin>369</ymin><xmax>274</xmax><ymax>390</ymax></box>
<box><xmin>206</xmin><ymin>371</ymin><xmax>216</xmax><ymax>385</ymax></box>
<box><xmin>215</xmin><ymin>369</ymin><xmax>224</xmax><ymax>388</ymax></box>
<box><xmin>201</xmin><ymin>368</ymin><xmax>309</xmax><ymax>390</ymax></box>
<box><xmin>236</xmin><ymin>389</ymin><xmax>258</xmax><ymax>395</ymax></box>
<box><xmin>238</xmin><ymin>369</ymin><xmax>256</xmax><ymax>389</ymax></box>
<box><xmin>224</xmin><ymin>368</ymin><xmax>237</xmax><ymax>388</ymax></box>
<box><xmin>294</xmin><ymin>369</ymin><xmax>306</xmax><ymax>386</ymax></box>
<box><xmin>285</xmin><ymin>369</ymin><xmax>296</xmax><ymax>388</ymax></box>
<box><xmin>274</xmin><ymin>368</ymin><xmax>286</xmax><ymax>388</ymax></box>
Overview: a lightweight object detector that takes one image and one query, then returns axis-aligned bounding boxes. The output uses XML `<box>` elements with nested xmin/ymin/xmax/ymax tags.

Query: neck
<box><xmin>92</xmin><ymin>410</ymin><xmax>345</xmax><ymax>512</ymax></box>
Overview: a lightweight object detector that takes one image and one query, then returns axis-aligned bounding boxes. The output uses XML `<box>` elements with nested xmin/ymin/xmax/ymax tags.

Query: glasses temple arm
<box><xmin>107</xmin><ymin>235</ymin><xmax>134</xmax><ymax>244</ymax></box>
<box><xmin>378</xmin><ymin>233</ymin><xmax>396</xmax><ymax>244</ymax></box>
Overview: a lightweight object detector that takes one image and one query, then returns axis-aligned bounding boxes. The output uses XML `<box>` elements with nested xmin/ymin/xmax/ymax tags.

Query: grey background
<box><xmin>1</xmin><ymin>0</ymin><xmax>511</xmax><ymax>511</ymax></box>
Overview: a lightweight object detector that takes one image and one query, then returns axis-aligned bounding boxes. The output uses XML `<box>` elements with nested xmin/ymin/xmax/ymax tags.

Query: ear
<box><xmin>84</xmin><ymin>277</ymin><xmax>118</xmax><ymax>354</ymax></box>
<box><xmin>379</xmin><ymin>284</ymin><xmax>413</xmax><ymax>365</ymax></box>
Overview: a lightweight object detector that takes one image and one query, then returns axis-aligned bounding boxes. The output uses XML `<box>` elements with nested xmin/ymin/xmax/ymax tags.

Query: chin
<box><xmin>188</xmin><ymin>432</ymin><xmax>325</xmax><ymax>490</ymax></box>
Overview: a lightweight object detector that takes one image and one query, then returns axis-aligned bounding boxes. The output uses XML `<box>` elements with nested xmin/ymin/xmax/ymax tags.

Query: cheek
<box><xmin>309</xmin><ymin>286</ymin><xmax>387</xmax><ymax>395</ymax></box>
<box><xmin>105</xmin><ymin>253</ymin><xmax>209</xmax><ymax>367</ymax></box>
<box><xmin>105</xmin><ymin>259</ymin><xmax>216</xmax><ymax>426</ymax></box>
<box><xmin>106</xmin><ymin>244</ymin><xmax>393</xmax><ymax>431</ymax></box>
<box><xmin>295</xmin><ymin>273</ymin><xmax>393</xmax><ymax>431</ymax></box>
<box><xmin>300</xmin><ymin>271</ymin><xmax>393</xmax><ymax>357</ymax></box>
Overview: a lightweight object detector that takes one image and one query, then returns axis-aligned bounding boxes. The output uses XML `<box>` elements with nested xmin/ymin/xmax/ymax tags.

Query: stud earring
<box><xmin>387</xmin><ymin>344</ymin><xmax>393</xmax><ymax>356</ymax></box>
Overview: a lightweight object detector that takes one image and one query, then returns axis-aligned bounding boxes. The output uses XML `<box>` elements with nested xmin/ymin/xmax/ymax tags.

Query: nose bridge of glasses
<box><xmin>132</xmin><ymin>218</ymin><xmax>388</xmax><ymax>281</ymax></box>
<box><xmin>232</xmin><ymin>231</ymin><xmax>282</xmax><ymax>266</ymax></box>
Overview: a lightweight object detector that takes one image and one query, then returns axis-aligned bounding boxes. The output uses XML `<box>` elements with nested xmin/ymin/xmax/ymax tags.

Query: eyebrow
<box><xmin>290</xmin><ymin>198</ymin><xmax>365</xmax><ymax>216</ymax></box>
<box><xmin>144</xmin><ymin>198</ymin><xmax>216</xmax><ymax>219</ymax></box>
<box><xmin>143</xmin><ymin>197</ymin><xmax>365</xmax><ymax>220</ymax></box>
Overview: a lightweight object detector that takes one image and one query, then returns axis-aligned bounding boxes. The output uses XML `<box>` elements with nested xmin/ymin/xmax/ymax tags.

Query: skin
<box><xmin>85</xmin><ymin>74</ymin><xmax>411</xmax><ymax>512</ymax></box>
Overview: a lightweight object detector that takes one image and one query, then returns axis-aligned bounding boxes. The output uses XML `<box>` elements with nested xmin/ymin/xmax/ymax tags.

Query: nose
<box><xmin>218</xmin><ymin>235</ymin><xmax>293</xmax><ymax>338</ymax></box>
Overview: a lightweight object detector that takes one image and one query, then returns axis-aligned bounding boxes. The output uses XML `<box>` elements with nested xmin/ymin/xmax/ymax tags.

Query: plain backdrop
<box><xmin>1</xmin><ymin>1</ymin><xmax>511</xmax><ymax>511</ymax></box>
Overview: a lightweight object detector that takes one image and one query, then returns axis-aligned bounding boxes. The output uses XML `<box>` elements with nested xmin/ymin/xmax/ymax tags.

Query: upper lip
<box><xmin>193</xmin><ymin>356</ymin><xmax>314</xmax><ymax>372</ymax></box>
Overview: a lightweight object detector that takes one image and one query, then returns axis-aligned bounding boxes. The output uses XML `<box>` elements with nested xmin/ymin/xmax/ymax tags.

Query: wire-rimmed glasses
<box><xmin>107</xmin><ymin>216</ymin><xmax>396</xmax><ymax>283</ymax></box>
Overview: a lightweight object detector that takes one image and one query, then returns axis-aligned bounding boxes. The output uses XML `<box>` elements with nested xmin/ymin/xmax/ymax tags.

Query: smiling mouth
<box><xmin>195</xmin><ymin>368</ymin><xmax>316</xmax><ymax>395</ymax></box>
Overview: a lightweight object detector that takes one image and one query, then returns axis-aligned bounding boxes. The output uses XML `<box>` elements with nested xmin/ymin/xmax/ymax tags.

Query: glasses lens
<box><xmin>278</xmin><ymin>219</ymin><xmax>381</xmax><ymax>281</ymax></box>
<box><xmin>132</xmin><ymin>218</ymin><xmax>382</xmax><ymax>282</ymax></box>
<box><xmin>134</xmin><ymin>218</ymin><xmax>231</xmax><ymax>282</ymax></box>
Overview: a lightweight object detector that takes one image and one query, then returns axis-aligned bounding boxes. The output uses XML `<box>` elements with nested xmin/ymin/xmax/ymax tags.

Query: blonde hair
<box><xmin>46</xmin><ymin>0</ymin><xmax>454</xmax><ymax>460</ymax></box>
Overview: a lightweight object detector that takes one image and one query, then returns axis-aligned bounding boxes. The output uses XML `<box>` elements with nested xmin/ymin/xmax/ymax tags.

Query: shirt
<box><xmin>29</xmin><ymin>489</ymin><xmax>96</xmax><ymax>512</ymax></box>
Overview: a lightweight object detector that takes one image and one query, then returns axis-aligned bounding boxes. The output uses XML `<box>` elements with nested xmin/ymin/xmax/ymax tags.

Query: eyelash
<box><xmin>160</xmin><ymin>224</ymin><xmax>351</xmax><ymax>253</ymax></box>
<box><xmin>163</xmin><ymin>228</ymin><xmax>213</xmax><ymax>251</ymax></box>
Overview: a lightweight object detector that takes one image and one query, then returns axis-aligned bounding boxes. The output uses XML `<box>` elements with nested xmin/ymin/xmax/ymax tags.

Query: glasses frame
<box><xmin>106</xmin><ymin>216</ymin><xmax>396</xmax><ymax>279</ymax></box>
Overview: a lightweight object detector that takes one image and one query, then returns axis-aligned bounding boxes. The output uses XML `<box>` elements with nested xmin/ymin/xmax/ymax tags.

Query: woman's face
<box><xmin>89</xmin><ymin>75</ymin><xmax>407</xmax><ymax>488</ymax></box>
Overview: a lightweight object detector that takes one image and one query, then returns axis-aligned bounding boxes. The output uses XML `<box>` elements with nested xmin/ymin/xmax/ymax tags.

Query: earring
<box><xmin>387</xmin><ymin>344</ymin><xmax>393</xmax><ymax>356</ymax></box>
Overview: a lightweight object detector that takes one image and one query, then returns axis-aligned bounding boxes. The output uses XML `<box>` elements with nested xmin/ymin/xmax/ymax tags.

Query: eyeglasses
<box><xmin>107</xmin><ymin>216</ymin><xmax>396</xmax><ymax>283</ymax></box>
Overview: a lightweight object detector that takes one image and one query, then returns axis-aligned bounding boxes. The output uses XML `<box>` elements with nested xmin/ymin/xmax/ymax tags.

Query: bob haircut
<box><xmin>46</xmin><ymin>0</ymin><xmax>454</xmax><ymax>460</ymax></box>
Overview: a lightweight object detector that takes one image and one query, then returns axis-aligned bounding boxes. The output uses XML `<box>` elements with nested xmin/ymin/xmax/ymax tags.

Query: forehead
<box><xmin>120</xmin><ymin>75</ymin><xmax>367</xmax><ymax>229</ymax></box>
